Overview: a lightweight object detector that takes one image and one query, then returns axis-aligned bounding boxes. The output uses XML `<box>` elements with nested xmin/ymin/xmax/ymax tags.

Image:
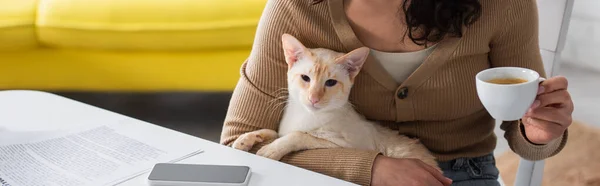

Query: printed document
<box><xmin>0</xmin><ymin>121</ymin><xmax>203</xmax><ymax>186</ymax></box>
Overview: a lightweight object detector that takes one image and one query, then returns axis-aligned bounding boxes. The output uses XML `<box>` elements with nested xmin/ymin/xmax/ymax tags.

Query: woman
<box><xmin>221</xmin><ymin>0</ymin><xmax>574</xmax><ymax>185</ymax></box>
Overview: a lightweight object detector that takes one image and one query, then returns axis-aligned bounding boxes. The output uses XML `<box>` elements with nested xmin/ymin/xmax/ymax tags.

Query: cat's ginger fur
<box><xmin>232</xmin><ymin>34</ymin><xmax>440</xmax><ymax>171</ymax></box>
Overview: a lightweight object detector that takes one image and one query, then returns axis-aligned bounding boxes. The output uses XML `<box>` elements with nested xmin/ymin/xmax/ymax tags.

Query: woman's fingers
<box><xmin>416</xmin><ymin>160</ymin><xmax>452</xmax><ymax>186</ymax></box>
<box><xmin>532</xmin><ymin>90</ymin><xmax>571</xmax><ymax>109</ymax></box>
<box><xmin>526</xmin><ymin>107</ymin><xmax>572</xmax><ymax>127</ymax></box>
<box><xmin>539</xmin><ymin>76</ymin><xmax>568</xmax><ymax>93</ymax></box>
<box><xmin>522</xmin><ymin>116</ymin><xmax>566</xmax><ymax>144</ymax></box>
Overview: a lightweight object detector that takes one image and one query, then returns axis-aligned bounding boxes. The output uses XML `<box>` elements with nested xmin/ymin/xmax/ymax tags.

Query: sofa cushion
<box><xmin>36</xmin><ymin>0</ymin><xmax>267</xmax><ymax>50</ymax></box>
<box><xmin>0</xmin><ymin>0</ymin><xmax>38</xmax><ymax>50</ymax></box>
<box><xmin>0</xmin><ymin>49</ymin><xmax>250</xmax><ymax>91</ymax></box>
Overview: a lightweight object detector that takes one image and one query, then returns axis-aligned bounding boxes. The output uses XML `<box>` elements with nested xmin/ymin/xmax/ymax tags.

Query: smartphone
<box><xmin>147</xmin><ymin>163</ymin><xmax>251</xmax><ymax>186</ymax></box>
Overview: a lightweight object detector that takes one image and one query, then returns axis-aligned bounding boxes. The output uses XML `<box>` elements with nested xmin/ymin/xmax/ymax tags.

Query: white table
<box><xmin>0</xmin><ymin>90</ymin><xmax>356</xmax><ymax>186</ymax></box>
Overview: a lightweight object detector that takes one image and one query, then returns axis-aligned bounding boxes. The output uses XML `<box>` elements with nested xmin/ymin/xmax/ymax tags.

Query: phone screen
<box><xmin>148</xmin><ymin>163</ymin><xmax>250</xmax><ymax>183</ymax></box>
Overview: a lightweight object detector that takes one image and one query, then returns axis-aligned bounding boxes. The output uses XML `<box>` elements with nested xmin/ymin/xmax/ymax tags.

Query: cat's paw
<box><xmin>256</xmin><ymin>143</ymin><xmax>288</xmax><ymax>161</ymax></box>
<box><xmin>232</xmin><ymin>133</ymin><xmax>264</xmax><ymax>151</ymax></box>
<box><xmin>232</xmin><ymin>129</ymin><xmax>278</xmax><ymax>151</ymax></box>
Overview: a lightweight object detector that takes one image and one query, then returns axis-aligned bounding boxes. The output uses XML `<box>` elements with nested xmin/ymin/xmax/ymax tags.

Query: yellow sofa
<box><xmin>0</xmin><ymin>0</ymin><xmax>267</xmax><ymax>92</ymax></box>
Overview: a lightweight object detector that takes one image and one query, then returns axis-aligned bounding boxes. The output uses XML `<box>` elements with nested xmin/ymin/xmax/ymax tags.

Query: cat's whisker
<box><xmin>271</xmin><ymin>100</ymin><xmax>287</xmax><ymax>110</ymax></box>
<box><xmin>271</xmin><ymin>88</ymin><xmax>289</xmax><ymax>98</ymax></box>
<box><xmin>268</xmin><ymin>94</ymin><xmax>288</xmax><ymax>104</ymax></box>
<box><xmin>276</xmin><ymin>95</ymin><xmax>289</xmax><ymax>101</ymax></box>
<box><xmin>267</xmin><ymin>100</ymin><xmax>288</xmax><ymax>116</ymax></box>
<box><xmin>267</xmin><ymin>98</ymin><xmax>288</xmax><ymax>119</ymax></box>
<box><xmin>270</xmin><ymin>92</ymin><xmax>288</xmax><ymax>101</ymax></box>
<box><xmin>273</xmin><ymin>87</ymin><xmax>288</xmax><ymax>93</ymax></box>
<box><xmin>268</xmin><ymin>105</ymin><xmax>287</xmax><ymax>120</ymax></box>
<box><xmin>272</xmin><ymin>93</ymin><xmax>288</xmax><ymax>100</ymax></box>
<box><xmin>267</xmin><ymin>98</ymin><xmax>280</xmax><ymax>106</ymax></box>
<box><xmin>267</xmin><ymin>87</ymin><xmax>289</xmax><ymax>117</ymax></box>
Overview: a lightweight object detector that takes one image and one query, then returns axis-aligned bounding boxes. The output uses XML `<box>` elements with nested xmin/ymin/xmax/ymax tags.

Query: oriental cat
<box><xmin>232</xmin><ymin>34</ymin><xmax>440</xmax><ymax>171</ymax></box>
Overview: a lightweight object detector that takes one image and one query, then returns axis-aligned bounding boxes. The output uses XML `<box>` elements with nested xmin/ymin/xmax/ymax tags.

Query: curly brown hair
<box><xmin>311</xmin><ymin>0</ymin><xmax>481</xmax><ymax>45</ymax></box>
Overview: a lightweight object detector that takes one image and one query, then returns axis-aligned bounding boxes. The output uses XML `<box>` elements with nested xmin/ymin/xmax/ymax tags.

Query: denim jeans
<box><xmin>438</xmin><ymin>153</ymin><xmax>501</xmax><ymax>186</ymax></box>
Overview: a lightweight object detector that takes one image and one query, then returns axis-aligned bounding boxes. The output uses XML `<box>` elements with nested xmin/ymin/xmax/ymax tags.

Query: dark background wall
<box><xmin>56</xmin><ymin>92</ymin><xmax>232</xmax><ymax>143</ymax></box>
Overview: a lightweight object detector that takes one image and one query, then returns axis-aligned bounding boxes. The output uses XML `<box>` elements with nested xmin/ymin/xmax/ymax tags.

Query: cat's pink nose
<box><xmin>309</xmin><ymin>97</ymin><xmax>320</xmax><ymax>104</ymax></box>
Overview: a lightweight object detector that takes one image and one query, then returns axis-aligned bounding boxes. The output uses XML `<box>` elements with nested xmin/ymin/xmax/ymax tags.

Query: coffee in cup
<box><xmin>475</xmin><ymin>67</ymin><xmax>545</xmax><ymax>121</ymax></box>
<box><xmin>486</xmin><ymin>78</ymin><xmax>528</xmax><ymax>85</ymax></box>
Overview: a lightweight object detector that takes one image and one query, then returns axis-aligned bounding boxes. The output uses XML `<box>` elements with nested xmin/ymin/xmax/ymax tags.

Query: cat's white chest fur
<box><xmin>278</xmin><ymin>99</ymin><xmax>324</xmax><ymax>136</ymax></box>
<box><xmin>278</xmin><ymin>98</ymin><xmax>379</xmax><ymax>151</ymax></box>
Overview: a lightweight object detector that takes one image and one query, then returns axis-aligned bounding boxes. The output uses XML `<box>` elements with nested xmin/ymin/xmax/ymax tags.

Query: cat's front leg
<box><xmin>232</xmin><ymin>129</ymin><xmax>278</xmax><ymax>151</ymax></box>
<box><xmin>256</xmin><ymin>131</ymin><xmax>339</xmax><ymax>160</ymax></box>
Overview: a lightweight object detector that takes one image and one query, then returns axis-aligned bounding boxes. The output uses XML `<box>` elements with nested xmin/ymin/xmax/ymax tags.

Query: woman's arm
<box><xmin>488</xmin><ymin>0</ymin><xmax>568</xmax><ymax>160</ymax></box>
<box><xmin>220</xmin><ymin>1</ymin><xmax>380</xmax><ymax>185</ymax></box>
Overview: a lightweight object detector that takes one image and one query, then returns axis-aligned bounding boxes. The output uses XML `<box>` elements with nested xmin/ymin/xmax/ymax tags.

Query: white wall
<box><xmin>560</xmin><ymin>0</ymin><xmax>600</xmax><ymax>71</ymax></box>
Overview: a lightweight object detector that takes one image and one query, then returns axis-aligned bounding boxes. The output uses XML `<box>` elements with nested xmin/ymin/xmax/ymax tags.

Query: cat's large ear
<box><xmin>336</xmin><ymin>47</ymin><xmax>369</xmax><ymax>79</ymax></box>
<box><xmin>281</xmin><ymin>34</ymin><xmax>308</xmax><ymax>68</ymax></box>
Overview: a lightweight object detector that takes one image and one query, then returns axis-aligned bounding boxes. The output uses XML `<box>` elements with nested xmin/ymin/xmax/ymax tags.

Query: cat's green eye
<box><xmin>325</xmin><ymin>79</ymin><xmax>337</xmax><ymax>87</ymax></box>
<box><xmin>301</xmin><ymin>75</ymin><xmax>311</xmax><ymax>82</ymax></box>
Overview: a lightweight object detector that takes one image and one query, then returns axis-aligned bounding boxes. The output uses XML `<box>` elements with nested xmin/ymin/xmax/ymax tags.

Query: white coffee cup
<box><xmin>475</xmin><ymin>67</ymin><xmax>545</xmax><ymax>121</ymax></box>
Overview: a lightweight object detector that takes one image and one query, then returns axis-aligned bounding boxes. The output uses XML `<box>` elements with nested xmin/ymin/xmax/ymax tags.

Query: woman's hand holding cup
<box><xmin>475</xmin><ymin>67</ymin><xmax>573</xmax><ymax>145</ymax></box>
<box><xmin>522</xmin><ymin>76</ymin><xmax>573</xmax><ymax>145</ymax></box>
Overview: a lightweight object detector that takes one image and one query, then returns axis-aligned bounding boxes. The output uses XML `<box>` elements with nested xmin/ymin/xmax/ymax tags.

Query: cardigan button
<box><xmin>397</xmin><ymin>87</ymin><xmax>409</xmax><ymax>99</ymax></box>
